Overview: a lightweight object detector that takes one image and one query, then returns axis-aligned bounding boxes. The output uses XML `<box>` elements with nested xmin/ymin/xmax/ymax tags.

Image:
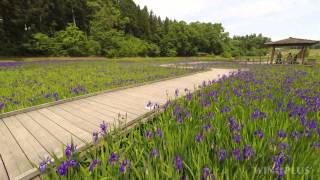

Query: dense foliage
<box><xmin>0</xmin><ymin>59</ymin><xmax>199</xmax><ymax>113</ymax></box>
<box><xmin>39</xmin><ymin>66</ymin><xmax>320</xmax><ymax>179</ymax></box>
<box><xmin>0</xmin><ymin>0</ymin><xmax>270</xmax><ymax>57</ymax></box>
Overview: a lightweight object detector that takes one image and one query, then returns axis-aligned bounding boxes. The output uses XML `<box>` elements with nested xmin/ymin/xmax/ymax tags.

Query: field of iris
<box><xmin>0</xmin><ymin>59</ymin><xmax>200</xmax><ymax>114</ymax></box>
<box><xmin>39</xmin><ymin>65</ymin><xmax>320</xmax><ymax>179</ymax></box>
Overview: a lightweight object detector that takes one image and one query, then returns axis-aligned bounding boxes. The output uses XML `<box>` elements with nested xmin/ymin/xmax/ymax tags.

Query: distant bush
<box><xmin>27</xmin><ymin>24</ymin><xmax>101</xmax><ymax>56</ymax></box>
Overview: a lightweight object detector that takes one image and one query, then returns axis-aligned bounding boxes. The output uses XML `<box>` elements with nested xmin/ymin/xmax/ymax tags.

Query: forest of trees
<box><xmin>0</xmin><ymin>0</ymin><xmax>271</xmax><ymax>57</ymax></box>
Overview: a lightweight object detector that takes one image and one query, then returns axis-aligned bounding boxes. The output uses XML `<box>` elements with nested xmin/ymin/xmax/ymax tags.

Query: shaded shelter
<box><xmin>265</xmin><ymin>37</ymin><xmax>319</xmax><ymax>64</ymax></box>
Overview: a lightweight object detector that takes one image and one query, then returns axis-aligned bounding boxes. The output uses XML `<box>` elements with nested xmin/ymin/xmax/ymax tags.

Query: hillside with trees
<box><xmin>0</xmin><ymin>0</ymin><xmax>271</xmax><ymax>57</ymax></box>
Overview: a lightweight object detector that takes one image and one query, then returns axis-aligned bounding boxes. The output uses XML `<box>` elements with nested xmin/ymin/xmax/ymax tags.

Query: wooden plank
<box><xmin>67</xmin><ymin>99</ymin><xmax>126</xmax><ymax>119</ymax></box>
<box><xmin>99</xmin><ymin>92</ymin><xmax>149</xmax><ymax>108</ymax></box>
<box><xmin>37</xmin><ymin>109</ymin><xmax>92</xmax><ymax>144</ymax></box>
<box><xmin>0</xmin><ymin>155</ymin><xmax>9</xmax><ymax>180</ymax></box>
<box><xmin>26</xmin><ymin>111</ymin><xmax>83</xmax><ymax>146</ymax></box>
<box><xmin>122</xmin><ymin>85</ymin><xmax>167</xmax><ymax>98</ymax></box>
<box><xmin>151</xmin><ymin>79</ymin><xmax>192</xmax><ymax>89</ymax></box>
<box><xmin>0</xmin><ymin>120</ymin><xmax>32</xmax><ymax>180</ymax></box>
<box><xmin>3</xmin><ymin>116</ymin><xmax>50</xmax><ymax>164</ymax></box>
<box><xmin>88</xmin><ymin>95</ymin><xmax>145</xmax><ymax>115</ymax></box>
<box><xmin>15</xmin><ymin>113</ymin><xmax>63</xmax><ymax>157</ymax></box>
<box><xmin>117</xmin><ymin>90</ymin><xmax>163</xmax><ymax>103</ymax></box>
<box><xmin>118</xmin><ymin>90</ymin><xmax>167</xmax><ymax>105</ymax></box>
<box><xmin>98</xmin><ymin>93</ymin><xmax>152</xmax><ymax>111</ymax></box>
<box><xmin>47</xmin><ymin>106</ymin><xmax>98</xmax><ymax>133</ymax></box>
<box><xmin>75</xmin><ymin>99</ymin><xmax>138</xmax><ymax>127</ymax></box>
<box><xmin>58</xmin><ymin>103</ymin><xmax>113</xmax><ymax>125</ymax></box>
<box><xmin>79</xmin><ymin>99</ymin><xmax>138</xmax><ymax>119</ymax></box>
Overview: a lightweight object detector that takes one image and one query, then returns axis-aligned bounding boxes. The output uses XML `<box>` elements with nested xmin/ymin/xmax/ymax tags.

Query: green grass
<box><xmin>0</xmin><ymin>56</ymin><xmax>229</xmax><ymax>62</ymax></box>
<box><xmin>40</xmin><ymin>65</ymin><xmax>320</xmax><ymax>179</ymax></box>
<box><xmin>0</xmin><ymin>58</ymin><xmax>205</xmax><ymax>114</ymax></box>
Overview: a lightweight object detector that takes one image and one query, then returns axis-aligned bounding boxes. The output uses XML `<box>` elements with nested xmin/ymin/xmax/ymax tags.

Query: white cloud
<box><xmin>133</xmin><ymin>0</ymin><xmax>320</xmax><ymax>40</ymax></box>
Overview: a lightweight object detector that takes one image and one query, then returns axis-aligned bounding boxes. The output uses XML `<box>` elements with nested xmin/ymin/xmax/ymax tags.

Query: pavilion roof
<box><xmin>265</xmin><ymin>37</ymin><xmax>319</xmax><ymax>47</ymax></box>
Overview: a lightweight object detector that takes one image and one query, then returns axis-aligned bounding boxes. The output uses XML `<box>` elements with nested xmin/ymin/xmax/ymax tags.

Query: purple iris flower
<box><xmin>202</xmin><ymin>81</ymin><xmax>207</xmax><ymax>87</ymax></box>
<box><xmin>232</xmin><ymin>148</ymin><xmax>241</xmax><ymax>161</ymax></box>
<box><xmin>39</xmin><ymin>157</ymin><xmax>51</xmax><ymax>173</ymax></box>
<box><xmin>177</xmin><ymin>116</ymin><xmax>183</xmax><ymax>124</ymax></box>
<box><xmin>57</xmin><ymin>163</ymin><xmax>67</xmax><ymax>176</ymax></box>
<box><xmin>109</xmin><ymin>152</ymin><xmax>118</xmax><ymax>165</ymax></box>
<box><xmin>57</xmin><ymin>159</ymin><xmax>78</xmax><ymax>176</ymax></box>
<box><xmin>243</xmin><ymin>145</ymin><xmax>254</xmax><ymax>160</ymax></box>
<box><xmin>146</xmin><ymin>101</ymin><xmax>152</xmax><ymax>108</ymax></box>
<box><xmin>273</xmin><ymin>152</ymin><xmax>287</xmax><ymax>179</ymax></box>
<box><xmin>150</xmin><ymin>148</ymin><xmax>159</xmax><ymax>158</ymax></box>
<box><xmin>120</xmin><ymin>159</ymin><xmax>130</xmax><ymax>173</ymax></box>
<box><xmin>273</xmin><ymin>152</ymin><xmax>286</xmax><ymax>168</ymax></box>
<box><xmin>304</xmin><ymin>129</ymin><xmax>312</xmax><ymax>137</ymax></box>
<box><xmin>89</xmin><ymin>159</ymin><xmax>101</xmax><ymax>172</ymax></box>
<box><xmin>233</xmin><ymin>134</ymin><xmax>241</xmax><ymax>144</ymax></box>
<box><xmin>251</xmin><ymin>109</ymin><xmax>266</xmax><ymax>120</ymax></box>
<box><xmin>277</xmin><ymin>131</ymin><xmax>287</xmax><ymax>138</ymax></box>
<box><xmin>39</xmin><ymin>162</ymin><xmax>47</xmax><ymax>173</ymax></box>
<box><xmin>175</xmin><ymin>89</ymin><xmax>179</xmax><ymax>96</ymax></box>
<box><xmin>221</xmin><ymin>106</ymin><xmax>231</xmax><ymax>113</ymax></box>
<box><xmin>278</xmin><ymin>143</ymin><xmax>289</xmax><ymax>150</ymax></box>
<box><xmin>66</xmin><ymin>159</ymin><xmax>78</xmax><ymax>167</ymax></box>
<box><xmin>65</xmin><ymin>144</ymin><xmax>76</xmax><ymax>158</ymax></box>
<box><xmin>174</xmin><ymin>105</ymin><xmax>182</xmax><ymax>116</ymax></box>
<box><xmin>254</xmin><ymin>130</ymin><xmax>264</xmax><ymax>139</ymax></box>
<box><xmin>44</xmin><ymin>93</ymin><xmax>51</xmax><ymax>99</ymax></box>
<box><xmin>219</xmin><ymin>149</ymin><xmax>227</xmax><ymax>162</ymax></box>
<box><xmin>201</xmin><ymin>167</ymin><xmax>215</xmax><ymax>180</ymax></box>
<box><xmin>202</xmin><ymin>167</ymin><xmax>210</xmax><ymax>179</ymax></box>
<box><xmin>196</xmin><ymin>133</ymin><xmax>204</xmax><ymax>143</ymax></box>
<box><xmin>202</xmin><ymin>124</ymin><xmax>212</xmax><ymax>132</ymax></box>
<box><xmin>186</xmin><ymin>92</ymin><xmax>193</xmax><ymax>101</ymax></box>
<box><xmin>0</xmin><ymin>102</ymin><xmax>4</xmax><ymax>110</ymax></box>
<box><xmin>146</xmin><ymin>130</ymin><xmax>153</xmax><ymax>139</ymax></box>
<box><xmin>156</xmin><ymin>128</ymin><xmax>163</xmax><ymax>138</ymax></box>
<box><xmin>174</xmin><ymin>155</ymin><xmax>183</xmax><ymax>172</ymax></box>
<box><xmin>312</xmin><ymin>142</ymin><xmax>320</xmax><ymax>148</ymax></box>
<box><xmin>100</xmin><ymin>121</ymin><xmax>108</xmax><ymax>134</ymax></box>
<box><xmin>301</xmin><ymin>116</ymin><xmax>306</xmax><ymax>126</ymax></box>
<box><xmin>93</xmin><ymin>132</ymin><xmax>99</xmax><ymax>143</ymax></box>
<box><xmin>291</xmin><ymin>131</ymin><xmax>301</xmax><ymax>139</ymax></box>
<box><xmin>228</xmin><ymin>117</ymin><xmax>240</xmax><ymax>132</ymax></box>
<box><xmin>307</xmin><ymin>120</ymin><xmax>317</xmax><ymax>129</ymax></box>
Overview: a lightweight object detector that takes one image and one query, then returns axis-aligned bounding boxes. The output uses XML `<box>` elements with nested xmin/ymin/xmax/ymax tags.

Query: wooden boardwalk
<box><xmin>0</xmin><ymin>68</ymin><xmax>234</xmax><ymax>180</ymax></box>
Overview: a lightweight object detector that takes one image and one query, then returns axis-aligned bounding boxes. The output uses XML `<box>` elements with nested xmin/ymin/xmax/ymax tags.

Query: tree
<box><xmin>0</xmin><ymin>0</ymin><xmax>271</xmax><ymax>57</ymax></box>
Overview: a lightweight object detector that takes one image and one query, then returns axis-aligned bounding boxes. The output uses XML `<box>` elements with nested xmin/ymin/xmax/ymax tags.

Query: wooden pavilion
<box><xmin>265</xmin><ymin>37</ymin><xmax>319</xmax><ymax>64</ymax></box>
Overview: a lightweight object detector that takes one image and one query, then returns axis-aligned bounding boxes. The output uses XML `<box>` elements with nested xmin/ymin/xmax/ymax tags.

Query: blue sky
<box><xmin>133</xmin><ymin>0</ymin><xmax>320</xmax><ymax>41</ymax></box>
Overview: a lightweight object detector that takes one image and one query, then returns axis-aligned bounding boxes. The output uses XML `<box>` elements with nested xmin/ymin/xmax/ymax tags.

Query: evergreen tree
<box><xmin>0</xmin><ymin>0</ymin><xmax>271</xmax><ymax>57</ymax></box>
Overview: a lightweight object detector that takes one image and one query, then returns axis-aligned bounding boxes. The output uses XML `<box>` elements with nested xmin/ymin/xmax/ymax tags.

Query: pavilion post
<box><xmin>270</xmin><ymin>46</ymin><xmax>275</xmax><ymax>64</ymax></box>
<box><xmin>301</xmin><ymin>46</ymin><xmax>306</xmax><ymax>64</ymax></box>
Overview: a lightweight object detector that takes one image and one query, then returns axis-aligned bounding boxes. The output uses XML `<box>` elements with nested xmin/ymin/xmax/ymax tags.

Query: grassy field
<box><xmin>0</xmin><ymin>55</ymin><xmax>229</xmax><ymax>62</ymax></box>
<box><xmin>0</xmin><ymin>58</ymin><xmax>208</xmax><ymax>114</ymax></box>
<box><xmin>39</xmin><ymin>65</ymin><xmax>320</xmax><ymax>179</ymax></box>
